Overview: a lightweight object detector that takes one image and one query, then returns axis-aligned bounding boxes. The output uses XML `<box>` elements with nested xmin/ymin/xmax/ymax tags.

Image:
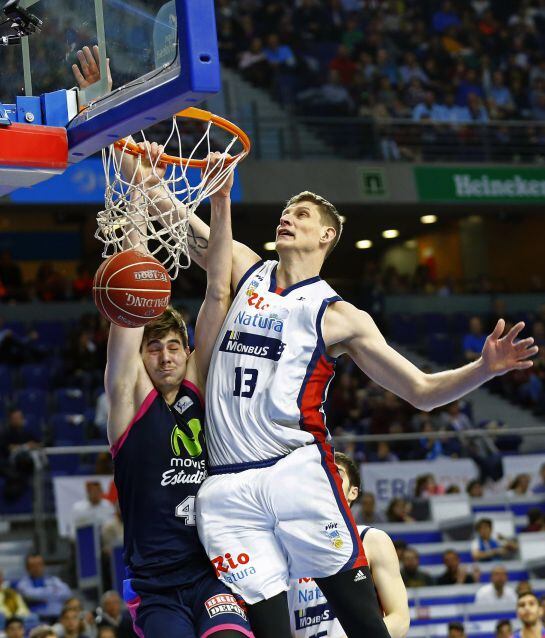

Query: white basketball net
<box><xmin>95</xmin><ymin>116</ymin><xmax>245</xmax><ymax>279</ymax></box>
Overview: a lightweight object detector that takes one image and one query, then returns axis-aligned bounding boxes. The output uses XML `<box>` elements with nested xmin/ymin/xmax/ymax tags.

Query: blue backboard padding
<box><xmin>0</xmin><ymin>232</ymin><xmax>81</xmax><ymax>260</ymax></box>
<box><xmin>67</xmin><ymin>0</ymin><xmax>220</xmax><ymax>162</ymax></box>
<box><xmin>41</xmin><ymin>91</ymin><xmax>70</xmax><ymax>127</ymax></box>
<box><xmin>9</xmin><ymin>158</ymin><xmax>242</xmax><ymax>204</ymax></box>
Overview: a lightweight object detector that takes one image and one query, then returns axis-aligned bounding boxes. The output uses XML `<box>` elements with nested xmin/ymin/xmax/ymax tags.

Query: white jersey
<box><xmin>205</xmin><ymin>260</ymin><xmax>341</xmax><ymax>469</ymax></box>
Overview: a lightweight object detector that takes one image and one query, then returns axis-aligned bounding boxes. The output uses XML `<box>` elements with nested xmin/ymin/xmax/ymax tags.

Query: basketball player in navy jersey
<box><xmin>102</xmin><ymin>150</ymin><xmax>254</xmax><ymax>638</ymax></box>
<box><xmin>145</xmin><ymin>175</ymin><xmax>537</xmax><ymax>638</ymax></box>
<box><xmin>288</xmin><ymin>453</ymin><xmax>409</xmax><ymax>638</ymax></box>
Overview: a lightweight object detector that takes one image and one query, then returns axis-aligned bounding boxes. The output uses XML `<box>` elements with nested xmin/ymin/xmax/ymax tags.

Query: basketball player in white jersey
<box><xmin>288</xmin><ymin>452</ymin><xmax>409</xmax><ymax>638</ymax></box>
<box><xmin>121</xmin><ymin>160</ymin><xmax>537</xmax><ymax>637</ymax></box>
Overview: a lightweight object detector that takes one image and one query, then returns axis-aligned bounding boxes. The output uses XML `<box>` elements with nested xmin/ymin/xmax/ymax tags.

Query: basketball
<box><xmin>93</xmin><ymin>249</ymin><xmax>171</xmax><ymax>328</ymax></box>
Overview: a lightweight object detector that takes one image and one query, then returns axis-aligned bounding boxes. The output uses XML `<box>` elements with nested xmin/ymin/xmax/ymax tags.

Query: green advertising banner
<box><xmin>415</xmin><ymin>166</ymin><xmax>545</xmax><ymax>203</ymax></box>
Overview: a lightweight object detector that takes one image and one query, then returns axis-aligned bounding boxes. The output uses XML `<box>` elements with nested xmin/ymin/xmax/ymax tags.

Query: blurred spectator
<box><xmin>355</xmin><ymin>491</ymin><xmax>386</xmax><ymax>525</ymax></box>
<box><xmin>0</xmin><ymin>569</ymin><xmax>30</xmax><ymax>618</ymax></box>
<box><xmin>475</xmin><ymin>565</ymin><xmax>517</xmax><ymax>605</ymax></box>
<box><xmin>432</xmin><ymin>1</ymin><xmax>461</xmax><ymax>33</ymax></box>
<box><xmin>94</xmin><ymin>392</ymin><xmax>109</xmax><ymax>435</ymax></box>
<box><xmin>508</xmin><ymin>473</ymin><xmax>531</xmax><ymax>496</ymax></box>
<box><xmin>367</xmin><ymin>441</ymin><xmax>399</xmax><ymax>463</ymax></box>
<box><xmin>532</xmin><ymin>463</ymin><xmax>545</xmax><ymax>494</ymax></box>
<box><xmin>54</xmin><ymin>606</ymin><xmax>91</xmax><ymax>638</ymax></box>
<box><xmin>471</xmin><ymin>518</ymin><xmax>518</xmax><ymax>562</ymax></box>
<box><xmin>329</xmin><ymin>44</ymin><xmax>357</xmax><ymax>86</ymax></box>
<box><xmin>51</xmin><ymin>597</ymin><xmax>95</xmax><ymax>638</ymax></box>
<box><xmin>400</xmin><ymin>548</ymin><xmax>434</xmax><ymax>587</ymax></box>
<box><xmin>516</xmin><ymin>592</ymin><xmax>544</xmax><ymax>638</ymax></box>
<box><xmin>0</xmin><ymin>408</ymin><xmax>41</xmax><ymax>502</ymax></box>
<box><xmin>386</xmin><ymin>497</ymin><xmax>415</xmax><ymax>523</ymax></box>
<box><xmin>297</xmin><ymin>70</ymin><xmax>355</xmax><ymax>115</ymax></box>
<box><xmin>436</xmin><ymin>550</ymin><xmax>479</xmax><ymax>585</ymax></box>
<box><xmin>97</xmin><ymin>628</ymin><xmax>117</xmax><ymax>638</ymax></box>
<box><xmin>72</xmin><ymin>265</ymin><xmax>94</xmax><ymax>300</ymax></box>
<box><xmin>414</xmin><ymin>473</ymin><xmax>445</xmax><ymax>498</ymax></box>
<box><xmin>17</xmin><ymin>553</ymin><xmax>71</xmax><ymax>619</ymax></box>
<box><xmin>466</xmin><ymin>479</ymin><xmax>484</xmax><ymax>498</ymax></box>
<box><xmin>95</xmin><ymin>591</ymin><xmax>136</xmax><ymax>638</ymax></box>
<box><xmin>448</xmin><ymin>622</ymin><xmax>466</xmax><ymax>638</ymax></box>
<box><xmin>35</xmin><ymin>262</ymin><xmax>66</xmax><ymax>302</ymax></box>
<box><xmin>393</xmin><ymin>539</ymin><xmax>408</xmax><ymax>562</ymax></box>
<box><xmin>238</xmin><ymin>37</ymin><xmax>269</xmax><ymax>87</ymax></box>
<box><xmin>0</xmin><ymin>251</ymin><xmax>24</xmax><ymax>302</ymax></box>
<box><xmin>495</xmin><ymin>620</ymin><xmax>512</xmax><ymax>638</ymax></box>
<box><xmin>69</xmin><ymin>481</ymin><xmax>115</xmax><ymax>539</ymax></box>
<box><xmin>29</xmin><ymin>627</ymin><xmax>57</xmax><ymax>638</ymax></box>
<box><xmin>463</xmin><ymin>317</ymin><xmax>487</xmax><ymax>362</ymax></box>
<box><xmin>4</xmin><ymin>617</ymin><xmax>25</xmax><ymax>638</ymax></box>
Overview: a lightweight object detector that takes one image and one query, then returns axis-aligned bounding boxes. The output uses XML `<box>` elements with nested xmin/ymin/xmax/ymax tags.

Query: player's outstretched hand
<box><xmin>204</xmin><ymin>151</ymin><xmax>234</xmax><ymax>200</ymax></box>
<box><xmin>72</xmin><ymin>45</ymin><xmax>112</xmax><ymax>92</ymax></box>
<box><xmin>127</xmin><ymin>141</ymin><xmax>167</xmax><ymax>187</ymax></box>
<box><xmin>481</xmin><ymin>319</ymin><xmax>538</xmax><ymax>376</ymax></box>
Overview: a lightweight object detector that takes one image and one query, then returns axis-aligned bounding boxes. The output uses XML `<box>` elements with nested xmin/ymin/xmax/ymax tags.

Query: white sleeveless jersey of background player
<box><xmin>205</xmin><ymin>260</ymin><xmax>341</xmax><ymax>469</ymax></box>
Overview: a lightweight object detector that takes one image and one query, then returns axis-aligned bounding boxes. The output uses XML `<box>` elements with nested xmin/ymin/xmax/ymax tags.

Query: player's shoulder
<box><xmin>361</xmin><ymin>527</ymin><xmax>396</xmax><ymax>563</ymax></box>
<box><xmin>323</xmin><ymin>300</ymin><xmax>373</xmax><ymax>345</ymax></box>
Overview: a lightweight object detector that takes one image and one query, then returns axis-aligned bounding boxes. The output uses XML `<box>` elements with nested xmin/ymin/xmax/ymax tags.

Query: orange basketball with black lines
<box><xmin>93</xmin><ymin>249</ymin><xmax>171</xmax><ymax>328</ymax></box>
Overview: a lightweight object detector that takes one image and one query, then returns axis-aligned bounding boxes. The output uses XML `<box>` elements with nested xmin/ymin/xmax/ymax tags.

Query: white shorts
<box><xmin>196</xmin><ymin>444</ymin><xmax>367</xmax><ymax>604</ymax></box>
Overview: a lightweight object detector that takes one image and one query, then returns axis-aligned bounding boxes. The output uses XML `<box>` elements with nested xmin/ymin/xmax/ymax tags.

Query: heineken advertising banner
<box><xmin>415</xmin><ymin>166</ymin><xmax>545</xmax><ymax>203</ymax></box>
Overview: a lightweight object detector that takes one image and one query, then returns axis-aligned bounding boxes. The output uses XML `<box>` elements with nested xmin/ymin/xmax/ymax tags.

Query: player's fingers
<box><xmin>77</xmin><ymin>49</ymin><xmax>90</xmax><ymax>73</ymax></box>
<box><xmin>506</xmin><ymin>321</ymin><xmax>525</xmax><ymax>343</ymax></box>
<box><xmin>490</xmin><ymin>318</ymin><xmax>505</xmax><ymax>340</ymax></box>
<box><xmin>521</xmin><ymin>345</ymin><xmax>539</xmax><ymax>357</ymax></box>
<box><xmin>515</xmin><ymin>360</ymin><xmax>534</xmax><ymax>369</ymax></box>
<box><xmin>72</xmin><ymin>64</ymin><xmax>86</xmax><ymax>85</ymax></box>
<box><xmin>515</xmin><ymin>337</ymin><xmax>534</xmax><ymax>349</ymax></box>
<box><xmin>83</xmin><ymin>46</ymin><xmax>98</xmax><ymax>73</ymax></box>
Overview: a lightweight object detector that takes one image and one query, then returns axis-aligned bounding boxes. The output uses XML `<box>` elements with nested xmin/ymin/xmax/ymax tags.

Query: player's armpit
<box><xmin>365</xmin><ymin>529</ymin><xmax>410</xmax><ymax>638</ymax></box>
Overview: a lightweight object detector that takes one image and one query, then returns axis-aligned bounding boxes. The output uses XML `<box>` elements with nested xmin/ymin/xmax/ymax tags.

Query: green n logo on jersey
<box><xmin>171</xmin><ymin>419</ymin><xmax>203</xmax><ymax>458</ymax></box>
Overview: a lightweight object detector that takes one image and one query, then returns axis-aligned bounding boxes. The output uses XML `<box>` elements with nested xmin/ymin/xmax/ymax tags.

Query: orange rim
<box><xmin>113</xmin><ymin>107</ymin><xmax>251</xmax><ymax>168</ymax></box>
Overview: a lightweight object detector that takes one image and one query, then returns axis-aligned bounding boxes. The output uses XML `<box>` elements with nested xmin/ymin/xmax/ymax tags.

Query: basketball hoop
<box><xmin>95</xmin><ymin>108</ymin><xmax>251</xmax><ymax>279</ymax></box>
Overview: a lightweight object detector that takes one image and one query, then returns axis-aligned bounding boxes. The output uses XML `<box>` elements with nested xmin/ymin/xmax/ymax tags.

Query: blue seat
<box><xmin>0</xmin><ymin>482</ymin><xmax>33</xmax><ymax>514</ymax></box>
<box><xmin>3</xmin><ymin>321</ymin><xmax>26</xmax><ymax>338</ymax></box>
<box><xmin>34</xmin><ymin>321</ymin><xmax>66</xmax><ymax>348</ymax></box>
<box><xmin>0</xmin><ymin>365</ymin><xmax>13</xmax><ymax>393</ymax></box>
<box><xmin>48</xmin><ymin>447</ymin><xmax>80</xmax><ymax>475</ymax></box>
<box><xmin>15</xmin><ymin>389</ymin><xmax>48</xmax><ymax>418</ymax></box>
<box><xmin>55</xmin><ymin>388</ymin><xmax>87</xmax><ymax>413</ymax></box>
<box><xmin>20</xmin><ymin>363</ymin><xmax>51</xmax><ymax>390</ymax></box>
<box><xmin>390</xmin><ymin>314</ymin><xmax>418</xmax><ymax>345</ymax></box>
<box><xmin>23</xmin><ymin>413</ymin><xmax>43</xmax><ymax>441</ymax></box>
<box><xmin>451</xmin><ymin>312</ymin><xmax>470</xmax><ymax>334</ymax></box>
<box><xmin>422</xmin><ymin>313</ymin><xmax>449</xmax><ymax>334</ymax></box>
<box><xmin>49</xmin><ymin>413</ymin><xmax>85</xmax><ymax>444</ymax></box>
<box><xmin>427</xmin><ymin>333</ymin><xmax>454</xmax><ymax>366</ymax></box>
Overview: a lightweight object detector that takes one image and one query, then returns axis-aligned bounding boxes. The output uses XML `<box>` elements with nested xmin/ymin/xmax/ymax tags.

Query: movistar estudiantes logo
<box><xmin>171</xmin><ymin>419</ymin><xmax>203</xmax><ymax>458</ymax></box>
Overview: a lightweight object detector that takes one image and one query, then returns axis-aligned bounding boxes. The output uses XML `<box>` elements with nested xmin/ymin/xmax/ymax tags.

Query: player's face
<box><xmin>142</xmin><ymin>330</ymin><xmax>189</xmax><ymax>391</ymax></box>
<box><xmin>336</xmin><ymin>463</ymin><xmax>359</xmax><ymax>506</ymax></box>
<box><xmin>276</xmin><ymin>202</ymin><xmax>328</xmax><ymax>256</ymax></box>
<box><xmin>5</xmin><ymin>623</ymin><xmax>24</xmax><ymax>638</ymax></box>
<box><xmin>517</xmin><ymin>595</ymin><xmax>542</xmax><ymax>626</ymax></box>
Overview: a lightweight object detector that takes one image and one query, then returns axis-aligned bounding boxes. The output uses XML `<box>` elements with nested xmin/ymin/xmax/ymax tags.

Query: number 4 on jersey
<box><xmin>233</xmin><ymin>367</ymin><xmax>258</xmax><ymax>398</ymax></box>
<box><xmin>175</xmin><ymin>496</ymin><xmax>196</xmax><ymax>525</ymax></box>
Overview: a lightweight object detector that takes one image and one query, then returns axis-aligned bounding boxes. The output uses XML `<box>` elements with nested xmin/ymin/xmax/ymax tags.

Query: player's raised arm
<box><xmin>324</xmin><ymin>302</ymin><xmax>538</xmax><ymax>412</ymax></box>
<box><xmin>364</xmin><ymin>529</ymin><xmax>410</xmax><ymax>638</ymax></box>
<box><xmin>191</xmin><ymin>153</ymin><xmax>234</xmax><ymax>383</ymax></box>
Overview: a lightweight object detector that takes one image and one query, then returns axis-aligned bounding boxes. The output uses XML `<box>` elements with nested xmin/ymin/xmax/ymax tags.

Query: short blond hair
<box><xmin>285</xmin><ymin>191</ymin><xmax>343</xmax><ymax>258</ymax></box>
<box><xmin>142</xmin><ymin>306</ymin><xmax>188</xmax><ymax>349</ymax></box>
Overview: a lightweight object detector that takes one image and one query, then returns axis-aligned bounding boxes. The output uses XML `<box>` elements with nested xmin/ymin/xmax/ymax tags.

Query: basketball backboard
<box><xmin>0</xmin><ymin>0</ymin><xmax>220</xmax><ymax>195</ymax></box>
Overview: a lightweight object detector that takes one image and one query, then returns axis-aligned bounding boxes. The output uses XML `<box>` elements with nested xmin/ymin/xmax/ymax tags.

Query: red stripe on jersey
<box><xmin>299</xmin><ymin>354</ymin><xmax>367</xmax><ymax>570</ymax></box>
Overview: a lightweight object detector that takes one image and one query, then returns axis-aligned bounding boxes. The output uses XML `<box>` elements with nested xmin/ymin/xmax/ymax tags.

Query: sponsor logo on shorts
<box><xmin>134</xmin><ymin>269</ymin><xmax>168</xmax><ymax>282</ymax></box>
<box><xmin>211</xmin><ymin>552</ymin><xmax>257</xmax><ymax>584</ymax></box>
<box><xmin>204</xmin><ymin>594</ymin><xmax>247</xmax><ymax>620</ymax></box>
<box><xmin>323</xmin><ymin>522</ymin><xmax>344</xmax><ymax>550</ymax></box>
<box><xmin>219</xmin><ymin>330</ymin><xmax>286</xmax><ymax>361</ymax></box>
<box><xmin>294</xmin><ymin>602</ymin><xmax>335</xmax><ymax>630</ymax></box>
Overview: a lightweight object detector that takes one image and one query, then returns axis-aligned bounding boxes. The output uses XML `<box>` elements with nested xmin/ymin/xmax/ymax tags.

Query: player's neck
<box><xmin>276</xmin><ymin>253</ymin><xmax>322</xmax><ymax>288</ymax></box>
<box><xmin>160</xmin><ymin>384</ymin><xmax>180</xmax><ymax>405</ymax></box>
<box><xmin>522</xmin><ymin>622</ymin><xmax>544</xmax><ymax>638</ymax></box>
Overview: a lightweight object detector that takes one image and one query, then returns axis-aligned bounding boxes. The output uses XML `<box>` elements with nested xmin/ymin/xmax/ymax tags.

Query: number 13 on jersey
<box><xmin>233</xmin><ymin>367</ymin><xmax>258</xmax><ymax>398</ymax></box>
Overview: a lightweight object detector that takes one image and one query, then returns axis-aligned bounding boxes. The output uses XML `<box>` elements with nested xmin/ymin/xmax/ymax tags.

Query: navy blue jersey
<box><xmin>112</xmin><ymin>379</ymin><xmax>211</xmax><ymax>587</ymax></box>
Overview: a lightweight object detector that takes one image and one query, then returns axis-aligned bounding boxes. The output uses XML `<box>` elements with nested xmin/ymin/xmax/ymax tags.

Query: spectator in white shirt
<box><xmin>475</xmin><ymin>566</ymin><xmax>517</xmax><ymax>605</ymax></box>
<box><xmin>69</xmin><ymin>481</ymin><xmax>115</xmax><ymax>539</ymax></box>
